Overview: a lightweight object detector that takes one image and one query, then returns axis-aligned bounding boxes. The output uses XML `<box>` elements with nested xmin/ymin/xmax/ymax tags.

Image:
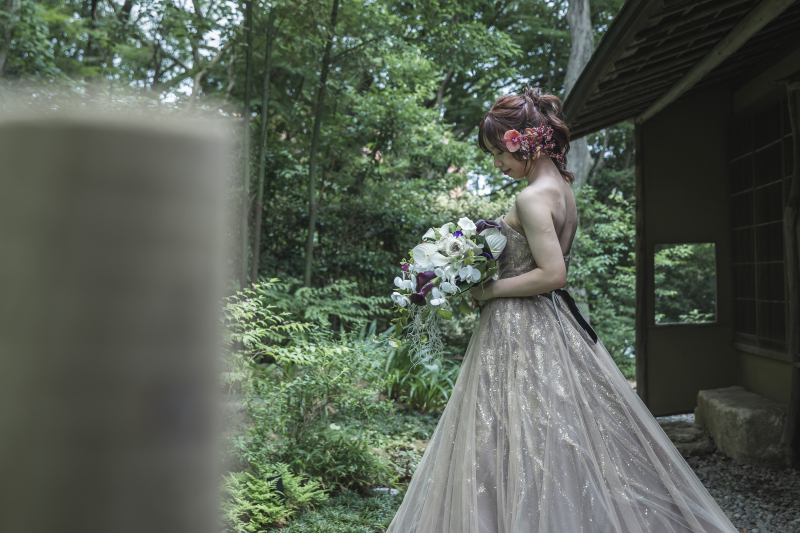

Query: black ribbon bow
<box><xmin>553</xmin><ymin>289</ymin><xmax>598</xmax><ymax>344</ymax></box>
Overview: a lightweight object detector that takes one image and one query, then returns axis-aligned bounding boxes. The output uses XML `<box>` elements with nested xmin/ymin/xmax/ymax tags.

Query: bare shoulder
<box><xmin>514</xmin><ymin>179</ymin><xmax>561</xmax><ymax>219</ymax></box>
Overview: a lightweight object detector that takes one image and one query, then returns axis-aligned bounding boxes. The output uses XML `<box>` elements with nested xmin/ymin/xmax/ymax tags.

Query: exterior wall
<box><xmin>638</xmin><ymin>46</ymin><xmax>800</xmax><ymax>414</ymax></box>
<box><xmin>739</xmin><ymin>350</ymin><xmax>792</xmax><ymax>404</ymax></box>
<box><xmin>733</xmin><ymin>47</ymin><xmax>800</xmax><ymax>113</ymax></box>
<box><xmin>640</xmin><ymin>85</ymin><xmax>738</xmax><ymax>416</ymax></box>
<box><xmin>728</xmin><ymin>48</ymin><xmax>800</xmax><ymax>407</ymax></box>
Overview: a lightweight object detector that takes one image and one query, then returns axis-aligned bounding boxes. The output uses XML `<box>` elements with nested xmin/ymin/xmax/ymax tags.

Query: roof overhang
<box><xmin>563</xmin><ymin>0</ymin><xmax>800</xmax><ymax>139</ymax></box>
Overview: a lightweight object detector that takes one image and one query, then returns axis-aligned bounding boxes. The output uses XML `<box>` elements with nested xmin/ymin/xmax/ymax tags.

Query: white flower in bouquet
<box><xmin>422</xmin><ymin>223</ymin><xmax>453</xmax><ymax>241</ymax></box>
<box><xmin>391</xmin><ymin>292</ymin><xmax>410</xmax><ymax>307</ymax></box>
<box><xmin>459</xmin><ymin>264</ymin><xmax>481</xmax><ymax>283</ymax></box>
<box><xmin>437</xmin><ymin>234</ymin><xmax>469</xmax><ymax>257</ymax></box>
<box><xmin>412</xmin><ymin>242</ymin><xmax>449</xmax><ymax>269</ymax></box>
<box><xmin>440</xmin><ymin>280</ymin><xmax>459</xmax><ymax>295</ymax></box>
<box><xmin>394</xmin><ymin>276</ymin><xmax>415</xmax><ymax>291</ymax></box>
<box><xmin>443</xmin><ymin>264</ymin><xmax>460</xmax><ymax>280</ymax></box>
<box><xmin>481</xmin><ymin>228</ymin><xmax>508</xmax><ymax>257</ymax></box>
<box><xmin>435</xmin><ymin>233</ymin><xmax>454</xmax><ymax>254</ymax></box>
<box><xmin>390</xmin><ymin>215</ymin><xmax>508</xmax><ymax>363</ymax></box>
<box><xmin>430</xmin><ymin>287</ymin><xmax>447</xmax><ymax>306</ymax></box>
<box><xmin>448</xmin><ymin>237</ymin><xmax>470</xmax><ymax>257</ymax></box>
<box><xmin>457</xmin><ymin>217</ymin><xmax>477</xmax><ymax>236</ymax></box>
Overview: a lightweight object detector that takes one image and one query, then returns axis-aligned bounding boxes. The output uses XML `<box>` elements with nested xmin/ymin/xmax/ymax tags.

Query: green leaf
<box><xmin>438</xmin><ymin>309</ymin><xmax>452</xmax><ymax>320</ymax></box>
<box><xmin>394</xmin><ymin>321</ymin><xmax>403</xmax><ymax>336</ymax></box>
<box><xmin>459</xmin><ymin>296</ymin><xmax>472</xmax><ymax>314</ymax></box>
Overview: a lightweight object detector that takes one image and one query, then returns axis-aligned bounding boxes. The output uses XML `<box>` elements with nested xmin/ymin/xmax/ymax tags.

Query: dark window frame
<box><xmin>728</xmin><ymin>97</ymin><xmax>793</xmax><ymax>351</ymax></box>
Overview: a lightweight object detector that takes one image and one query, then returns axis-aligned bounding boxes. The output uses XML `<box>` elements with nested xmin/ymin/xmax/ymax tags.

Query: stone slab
<box><xmin>694</xmin><ymin>386</ymin><xmax>791</xmax><ymax>469</ymax></box>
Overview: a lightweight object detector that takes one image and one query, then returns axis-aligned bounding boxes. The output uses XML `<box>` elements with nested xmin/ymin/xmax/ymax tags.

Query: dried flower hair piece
<box><xmin>503</xmin><ymin>124</ymin><xmax>564</xmax><ymax>165</ymax></box>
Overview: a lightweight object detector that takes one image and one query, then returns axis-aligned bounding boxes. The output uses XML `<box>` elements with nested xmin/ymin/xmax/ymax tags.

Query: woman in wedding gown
<box><xmin>386</xmin><ymin>87</ymin><xmax>737</xmax><ymax>533</ymax></box>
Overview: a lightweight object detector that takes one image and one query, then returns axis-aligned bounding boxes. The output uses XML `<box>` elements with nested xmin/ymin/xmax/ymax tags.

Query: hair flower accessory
<box><xmin>504</xmin><ymin>129</ymin><xmax>523</xmax><ymax>152</ymax></box>
<box><xmin>503</xmin><ymin>124</ymin><xmax>565</xmax><ymax>165</ymax></box>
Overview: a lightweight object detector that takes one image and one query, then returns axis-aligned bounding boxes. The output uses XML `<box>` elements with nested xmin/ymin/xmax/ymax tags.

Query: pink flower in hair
<box><xmin>504</xmin><ymin>129</ymin><xmax>522</xmax><ymax>152</ymax></box>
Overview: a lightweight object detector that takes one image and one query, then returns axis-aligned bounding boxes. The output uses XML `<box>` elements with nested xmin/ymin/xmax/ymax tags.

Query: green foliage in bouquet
<box><xmin>389</xmin><ymin>217</ymin><xmax>506</xmax><ymax>361</ymax></box>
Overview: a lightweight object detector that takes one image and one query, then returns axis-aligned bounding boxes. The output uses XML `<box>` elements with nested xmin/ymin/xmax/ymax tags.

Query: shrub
<box><xmin>221</xmin><ymin>281</ymin><xmax>313</xmax><ymax>394</ymax></box>
<box><xmin>230</xmin><ymin>308</ymin><xmax>394</xmax><ymax>491</ymax></box>
<box><xmin>285</xmin><ymin>425</ymin><xmax>394</xmax><ymax>492</ymax></box>
<box><xmin>257</xmin><ymin>278</ymin><xmax>390</xmax><ymax>329</ymax></box>
<box><xmin>384</xmin><ymin>344</ymin><xmax>461</xmax><ymax>413</ymax></box>
<box><xmin>278</xmin><ymin>489</ymin><xmax>400</xmax><ymax>533</ymax></box>
<box><xmin>221</xmin><ymin>463</ymin><xmax>327</xmax><ymax>532</ymax></box>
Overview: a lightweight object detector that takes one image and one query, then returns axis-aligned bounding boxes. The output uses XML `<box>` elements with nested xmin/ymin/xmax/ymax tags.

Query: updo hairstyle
<box><xmin>478</xmin><ymin>86</ymin><xmax>574</xmax><ymax>184</ymax></box>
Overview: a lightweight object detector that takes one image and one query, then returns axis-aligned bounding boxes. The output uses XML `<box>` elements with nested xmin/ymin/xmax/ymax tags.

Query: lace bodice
<box><xmin>496</xmin><ymin>215</ymin><xmax>570</xmax><ymax>280</ymax></box>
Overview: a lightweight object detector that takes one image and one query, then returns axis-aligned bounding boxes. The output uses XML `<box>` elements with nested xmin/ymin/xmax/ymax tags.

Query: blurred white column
<box><xmin>0</xmin><ymin>116</ymin><xmax>228</xmax><ymax>533</ymax></box>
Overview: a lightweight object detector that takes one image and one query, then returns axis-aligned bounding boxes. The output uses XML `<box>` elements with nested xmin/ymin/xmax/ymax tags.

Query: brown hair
<box><xmin>478</xmin><ymin>86</ymin><xmax>574</xmax><ymax>183</ymax></box>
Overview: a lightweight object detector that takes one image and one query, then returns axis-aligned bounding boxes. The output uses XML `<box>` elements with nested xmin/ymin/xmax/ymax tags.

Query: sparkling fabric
<box><xmin>386</xmin><ymin>216</ymin><xmax>737</xmax><ymax>533</ymax></box>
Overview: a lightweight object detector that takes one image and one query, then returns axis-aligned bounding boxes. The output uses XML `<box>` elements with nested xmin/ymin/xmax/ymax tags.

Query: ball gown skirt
<box><xmin>386</xmin><ymin>216</ymin><xmax>737</xmax><ymax>533</ymax></box>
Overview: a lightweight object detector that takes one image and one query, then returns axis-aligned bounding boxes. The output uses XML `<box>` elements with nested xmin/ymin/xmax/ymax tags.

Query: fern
<box><xmin>258</xmin><ymin>278</ymin><xmax>390</xmax><ymax>328</ymax></box>
<box><xmin>221</xmin><ymin>464</ymin><xmax>327</xmax><ymax>532</ymax></box>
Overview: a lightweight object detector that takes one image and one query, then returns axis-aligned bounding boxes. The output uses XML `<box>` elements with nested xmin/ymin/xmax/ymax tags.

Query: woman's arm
<box><xmin>471</xmin><ymin>186</ymin><xmax>567</xmax><ymax>302</ymax></box>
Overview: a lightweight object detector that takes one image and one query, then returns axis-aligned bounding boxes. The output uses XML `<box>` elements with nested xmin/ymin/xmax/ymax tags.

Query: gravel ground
<box><xmin>655</xmin><ymin>414</ymin><xmax>800</xmax><ymax>533</ymax></box>
<box><xmin>687</xmin><ymin>452</ymin><xmax>800</xmax><ymax>533</ymax></box>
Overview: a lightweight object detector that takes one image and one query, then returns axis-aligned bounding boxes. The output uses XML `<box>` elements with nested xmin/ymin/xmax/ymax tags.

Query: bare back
<box><xmin>503</xmin><ymin>174</ymin><xmax>577</xmax><ymax>258</ymax></box>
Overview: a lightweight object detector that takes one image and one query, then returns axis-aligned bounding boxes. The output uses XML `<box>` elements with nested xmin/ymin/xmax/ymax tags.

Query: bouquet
<box><xmin>390</xmin><ymin>217</ymin><xmax>508</xmax><ymax>362</ymax></box>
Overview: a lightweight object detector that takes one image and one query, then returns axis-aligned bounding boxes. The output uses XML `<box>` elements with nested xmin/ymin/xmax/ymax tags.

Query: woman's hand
<box><xmin>470</xmin><ymin>281</ymin><xmax>495</xmax><ymax>309</ymax></box>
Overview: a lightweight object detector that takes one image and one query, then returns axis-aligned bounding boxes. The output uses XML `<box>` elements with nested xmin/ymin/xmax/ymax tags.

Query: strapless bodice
<box><xmin>495</xmin><ymin>215</ymin><xmax>569</xmax><ymax>280</ymax></box>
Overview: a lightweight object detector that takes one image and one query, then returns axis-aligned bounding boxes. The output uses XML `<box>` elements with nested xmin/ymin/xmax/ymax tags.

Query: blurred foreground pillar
<box><xmin>0</xmin><ymin>116</ymin><xmax>228</xmax><ymax>533</ymax></box>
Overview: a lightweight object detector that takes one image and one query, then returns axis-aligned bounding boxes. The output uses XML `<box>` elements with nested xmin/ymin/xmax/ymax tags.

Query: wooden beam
<box><xmin>637</xmin><ymin>0</ymin><xmax>796</xmax><ymax>124</ymax></box>
<box><xmin>610</xmin><ymin>48</ymin><xmax>707</xmax><ymax>79</ymax></box>
<box><xmin>688</xmin><ymin>32</ymin><xmax>800</xmax><ymax>95</ymax></box>
<box><xmin>782</xmin><ymin>80</ymin><xmax>800</xmax><ymax>465</ymax></box>
<box><xmin>614</xmin><ymin>28</ymin><xmax>728</xmax><ymax>70</ymax></box>
<box><xmin>634</xmin><ymin>123</ymin><xmax>649</xmax><ymax>405</ymax></box>
<box><xmin>637</xmin><ymin>2</ymin><xmax>751</xmax><ymax>42</ymax></box>
<box><xmin>653</xmin><ymin>0</ymin><xmax>745</xmax><ymax>20</ymax></box>
<box><xmin>588</xmin><ymin>79</ymin><xmax>676</xmax><ymax>109</ymax></box>
<box><xmin>597</xmin><ymin>61</ymin><xmax>692</xmax><ymax>94</ymax></box>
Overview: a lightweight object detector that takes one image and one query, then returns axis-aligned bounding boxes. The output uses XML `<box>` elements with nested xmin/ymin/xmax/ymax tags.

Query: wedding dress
<box><xmin>387</xmin><ymin>216</ymin><xmax>737</xmax><ymax>533</ymax></box>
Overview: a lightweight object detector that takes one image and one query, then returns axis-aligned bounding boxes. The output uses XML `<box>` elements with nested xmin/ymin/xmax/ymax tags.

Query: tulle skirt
<box><xmin>387</xmin><ymin>290</ymin><xmax>737</xmax><ymax>533</ymax></box>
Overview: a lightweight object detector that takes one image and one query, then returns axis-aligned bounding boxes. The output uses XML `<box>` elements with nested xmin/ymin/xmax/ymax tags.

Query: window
<box><xmin>728</xmin><ymin>99</ymin><xmax>792</xmax><ymax>350</ymax></box>
<box><xmin>654</xmin><ymin>243</ymin><xmax>717</xmax><ymax>324</ymax></box>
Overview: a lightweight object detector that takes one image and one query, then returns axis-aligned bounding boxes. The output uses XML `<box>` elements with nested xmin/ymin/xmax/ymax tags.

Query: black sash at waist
<box><xmin>552</xmin><ymin>289</ymin><xmax>598</xmax><ymax>344</ymax></box>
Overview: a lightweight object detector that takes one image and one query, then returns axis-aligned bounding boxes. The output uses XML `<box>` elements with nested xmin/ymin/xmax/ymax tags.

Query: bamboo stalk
<box><xmin>303</xmin><ymin>0</ymin><xmax>340</xmax><ymax>287</ymax></box>
<box><xmin>250</xmin><ymin>7</ymin><xmax>276</xmax><ymax>284</ymax></box>
<box><xmin>240</xmin><ymin>0</ymin><xmax>254</xmax><ymax>287</ymax></box>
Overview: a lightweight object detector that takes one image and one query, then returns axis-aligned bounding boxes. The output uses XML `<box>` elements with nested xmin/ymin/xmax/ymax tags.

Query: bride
<box><xmin>386</xmin><ymin>87</ymin><xmax>737</xmax><ymax>533</ymax></box>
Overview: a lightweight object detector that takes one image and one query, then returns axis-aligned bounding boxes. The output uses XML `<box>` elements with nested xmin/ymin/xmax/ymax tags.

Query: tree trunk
<box><xmin>0</xmin><ymin>0</ymin><xmax>20</xmax><ymax>76</ymax></box>
<box><xmin>302</xmin><ymin>0</ymin><xmax>340</xmax><ymax>287</ymax></box>
<box><xmin>564</xmin><ymin>0</ymin><xmax>594</xmax><ymax>189</ymax></box>
<box><xmin>239</xmin><ymin>0</ymin><xmax>253</xmax><ymax>287</ymax></box>
<box><xmin>250</xmin><ymin>7</ymin><xmax>276</xmax><ymax>284</ymax></box>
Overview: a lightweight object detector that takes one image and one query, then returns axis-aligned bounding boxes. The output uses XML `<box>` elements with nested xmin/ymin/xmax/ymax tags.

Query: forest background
<box><xmin>0</xmin><ymin>0</ymin><xmax>717</xmax><ymax>529</ymax></box>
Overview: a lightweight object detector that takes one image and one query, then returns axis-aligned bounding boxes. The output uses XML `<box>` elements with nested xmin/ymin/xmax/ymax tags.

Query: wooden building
<box><xmin>563</xmin><ymin>0</ymin><xmax>800</xmax><ymax>462</ymax></box>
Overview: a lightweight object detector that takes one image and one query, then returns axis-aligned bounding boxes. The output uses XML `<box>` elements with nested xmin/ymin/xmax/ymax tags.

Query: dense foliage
<box><xmin>220</xmin><ymin>281</ymin><xmax>441</xmax><ymax>531</ymax></box>
<box><xmin>1</xmin><ymin>0</ymin><xmax>699</xmax><ymax>528</ymax></box>
<box><xmin>654</xmin><ymin>243</ymin><xmax>717</xmax><ymax>324</ymax></box>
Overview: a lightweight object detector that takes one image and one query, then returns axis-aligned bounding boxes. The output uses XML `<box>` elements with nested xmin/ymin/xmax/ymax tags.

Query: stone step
<box><xmin>694</xmin><ymin>386</ymin><xmax>792</xmax><ymax>469</ymax></box>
